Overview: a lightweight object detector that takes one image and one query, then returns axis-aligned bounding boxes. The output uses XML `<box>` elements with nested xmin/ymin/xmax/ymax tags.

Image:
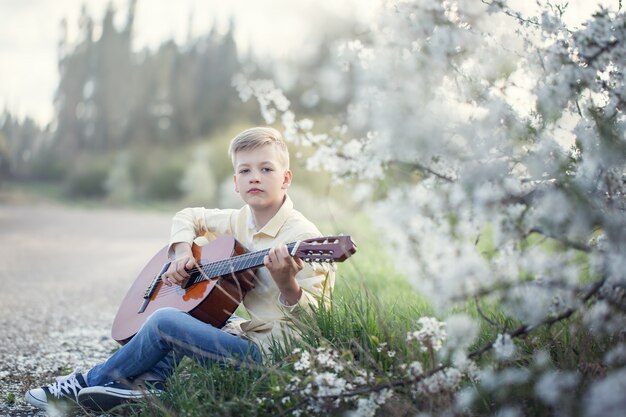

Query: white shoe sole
<box><xmin>78</xmin><ymin>386</ymin><xmax>156</xmax><ymax>412</ymax></box>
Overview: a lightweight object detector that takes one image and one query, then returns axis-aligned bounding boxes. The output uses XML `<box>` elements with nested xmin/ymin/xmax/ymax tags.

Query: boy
<box><xmin>25</xmin><ymin>126</ymin><xmax>334</xmax><ymax>412</ymax></box>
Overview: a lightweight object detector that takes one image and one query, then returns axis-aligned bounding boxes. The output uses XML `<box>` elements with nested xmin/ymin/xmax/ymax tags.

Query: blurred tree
<box><xmin>54</xmin><ymin>0</ymin><xmax>245</xmax><ymax>155</ymax></box>
<box><xmin>54</xmin><ymin>7</ymin><xmax>93</xmax><ymax>156</ymax></box>
<box><xmin>89</xmin><ymin>1</ymin><xmax>135</xmax><ymax>151</ymax></box>
<box><xmin>0</xmin><ymin>112</ymin><xmax>50</xmax><ymax>180</ymax></box>
<box><xmin>0</xmin><ymin>131</ymin><xmax>10</xmax><ymax>184</ymax></box>
<box><xmin>2</xmin><ymin>0</ymin><xmax>362</xmax><ymax>198</ymax></box>
<box><xmin>197</xmin><ymin>19</ymin><xmax>240</xmax><ymax>133</ymax></box>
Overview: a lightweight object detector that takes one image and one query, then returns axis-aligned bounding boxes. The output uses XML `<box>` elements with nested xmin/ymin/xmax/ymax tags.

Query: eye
<box><xmin>262</xmin><ymin>167</ymin><xmax>273</xmax><ymax>172</ymax></box>
<box><xmin>239</xmin><ymin>168</ymin><xmax>250</xmax><ymax>174</ymax></box>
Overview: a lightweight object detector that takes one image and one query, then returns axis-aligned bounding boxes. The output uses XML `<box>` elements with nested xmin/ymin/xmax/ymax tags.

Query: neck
<box><xmin>251</xmin><ymin>195</ymin><xmax>286</xmax><ymax>231</ymax></box>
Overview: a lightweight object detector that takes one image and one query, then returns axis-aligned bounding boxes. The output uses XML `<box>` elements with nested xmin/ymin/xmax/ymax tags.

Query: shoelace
<box><xmin>47</xmin><ymin>369</ymin><xmax>83</xmax><ymax>399</ymax></box>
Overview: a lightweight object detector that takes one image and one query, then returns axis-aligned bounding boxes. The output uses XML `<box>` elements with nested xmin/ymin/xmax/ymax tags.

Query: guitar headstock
<box><xmin>293</xmin><ymin>236</ymin><xmax>357</xmax><ymax>263</ymax></box>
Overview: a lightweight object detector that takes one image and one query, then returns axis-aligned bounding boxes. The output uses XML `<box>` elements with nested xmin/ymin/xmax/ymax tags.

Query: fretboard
<box><xmin>191</xmin><ymin>241</ymin><xmax>298</xmax><ymax>283</ymax></box>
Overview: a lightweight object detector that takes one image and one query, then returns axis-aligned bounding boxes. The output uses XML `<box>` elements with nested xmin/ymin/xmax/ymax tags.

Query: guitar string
<box><xmin>154</xmin><ymin>238</ymin><xmax>334</xmax><ymax>288</ymax></box>
<box><xmin>147</xmin><ymin>247</ymin><xmax>336</xmax><ymax>298</ymax></box>
<box><xmin>146</xmin><ymin>245</ymin><xmax>291</xmax><ymax>298</ymax></box>
<box><xmin>155</xmin><ymin>259</ymin><xmax>262</xmax><ymax>298</ymax></box>
<box><xmin>141</xmin><ymin>241</ymin><xmax>340</xmax><ymax>299</ymax></box>
<box><xmin>150</xmin><ymin>252</ymin><xmax>267</xmax><ymax>297</ymax></box>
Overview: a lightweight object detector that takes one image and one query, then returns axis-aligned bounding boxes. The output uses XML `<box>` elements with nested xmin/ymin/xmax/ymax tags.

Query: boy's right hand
<box><xmin>162</xmin><ymin>243</ymin><xmax>195</xmax><ymax>286</ymax></box>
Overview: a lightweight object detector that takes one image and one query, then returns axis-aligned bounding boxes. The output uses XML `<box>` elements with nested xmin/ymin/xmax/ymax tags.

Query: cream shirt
<box><xmin>167</xmin><ymin>195</ymin><xmax>334</xmax><ymax>355</ymax></box>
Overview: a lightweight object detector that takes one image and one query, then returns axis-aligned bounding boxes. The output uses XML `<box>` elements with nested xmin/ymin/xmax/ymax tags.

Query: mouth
<box><xmin>247</xmin><ymin>188</ymin><xmax>263</xmax><ymax>194</ymax></box>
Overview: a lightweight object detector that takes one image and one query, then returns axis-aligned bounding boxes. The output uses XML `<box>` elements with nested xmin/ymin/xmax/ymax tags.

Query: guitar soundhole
<box><xmin>182</xmin><ymin>271</ymin><xmax>204</xmax><ymax>289</ymax></box>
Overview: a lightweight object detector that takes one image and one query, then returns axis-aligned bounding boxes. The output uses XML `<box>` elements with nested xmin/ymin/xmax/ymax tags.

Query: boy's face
<box><xmin>233</xmin><ymin>144</ymin><xmax>291</xmax><ymax>214</ymax></box>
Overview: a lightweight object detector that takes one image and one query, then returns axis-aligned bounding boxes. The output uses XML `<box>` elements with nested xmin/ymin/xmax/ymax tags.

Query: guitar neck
<box><xmin>197</xmin><ymin>242</ymin><xmax>298</xmax><ymax>279</ymax></box>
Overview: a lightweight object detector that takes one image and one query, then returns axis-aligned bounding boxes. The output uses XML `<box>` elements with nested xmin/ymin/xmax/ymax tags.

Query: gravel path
<box><xmin>0</xmin><ymin>198</ymin><xmax>173</xmax><ymax>416</ymax></box>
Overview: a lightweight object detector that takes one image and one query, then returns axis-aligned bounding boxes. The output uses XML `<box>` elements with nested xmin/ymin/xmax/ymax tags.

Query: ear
<box><xmin>282</xmin><ymin>169</ymin><xmax>292</xmax><ymax>190</ymax></box>
<box><xmin>233</xmin><ymin>174</ymin><xmax>239</xmax><ymax>193</ymax></box>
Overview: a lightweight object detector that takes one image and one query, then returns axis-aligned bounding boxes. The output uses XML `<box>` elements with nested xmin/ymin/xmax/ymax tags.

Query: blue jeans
<box><xmin>86</xmin><ymin>307</ymin><xmax>261</xmax><ymax>386</ymax></box>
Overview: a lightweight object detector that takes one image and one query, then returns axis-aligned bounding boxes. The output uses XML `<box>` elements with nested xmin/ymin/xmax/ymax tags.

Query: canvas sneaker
<box><xmin>25</xmin><ymin>368</ymin><xmax>88</xmax><ymax>410</ymax></box>
<box><xmin>77</xmin><ymin>380</ymin><xmax>165</xmax><ymax>412</ymax></box>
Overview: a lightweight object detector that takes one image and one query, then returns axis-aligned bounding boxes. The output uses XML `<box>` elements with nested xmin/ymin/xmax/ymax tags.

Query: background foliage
<box><xmin>0</xmin><ymin>1</ymin><xmax>352</xmax><ymax>208</ymax></box>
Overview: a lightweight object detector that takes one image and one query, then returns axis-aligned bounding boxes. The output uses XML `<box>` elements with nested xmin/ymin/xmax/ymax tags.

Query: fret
<box><xmin>243</xmin><ymin>251</ymin><xmax>258</xmax><ymax>270</ymax></box>
<box><xmin>205</xmin><ymin>262</ymin><xmax>218</xmax><ymax>279</ymax></box>
<box><xmin>213</xmin><ymin>258</ymin><xmax>231</xmax><ymax>277</ymax></box>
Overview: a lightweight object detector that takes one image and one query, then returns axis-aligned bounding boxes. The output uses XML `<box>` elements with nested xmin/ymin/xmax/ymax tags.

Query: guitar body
<box><xmin>111</xmin><ymin>236</ymin><xmax>254</xmax><ymax>344</ymax></box>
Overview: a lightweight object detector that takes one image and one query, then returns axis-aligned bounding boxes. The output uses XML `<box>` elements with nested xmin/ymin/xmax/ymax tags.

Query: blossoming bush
<box><xmin>231</xmin><ymin>0</ymin><xmax>626</xmax><ymax>416</ymax></box>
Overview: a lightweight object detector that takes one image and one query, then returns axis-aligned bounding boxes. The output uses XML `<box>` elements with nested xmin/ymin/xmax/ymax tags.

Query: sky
<box><xmin>0</xmin><ymin>0</ymin><xmax>614</xmax><ymax>127</ymax></box>
<box><xmin>0</xmin><ymin>0</ymin><xmax>375</xmax><ymax>126</ymax></box>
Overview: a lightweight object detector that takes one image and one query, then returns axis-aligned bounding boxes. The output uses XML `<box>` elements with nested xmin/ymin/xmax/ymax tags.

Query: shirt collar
<box><xmin>246</xmin><ymin>195</ymin><xmax>294</xmax><ymax>238</ymax></box>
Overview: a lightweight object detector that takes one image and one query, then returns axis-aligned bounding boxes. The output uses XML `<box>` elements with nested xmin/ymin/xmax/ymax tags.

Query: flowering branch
<box><xmin>276</xmin><ymin>274</ymin><xmax>609</xmax><ymax>416</ymax></box>
<box><xmin>579</xmin><ymin>38</ymin><xmax>620</xmax><ymax>66</ymax></box>
<box><xmin>474</xmin><ymin>297</ymin><xmax>500</xmax><ymax>327</ymax></box>
<box><xmin>527</xmin><ymin>227</ymin><xmax>592</xmax><ymax>253</ymax></box>
<box><xmin>234</xmin><ymin>1</ymin><xmax>626</xmax><ymax>415</ymax></box>
<box><xmin>390</xmin><ymin>161</ymin><xmax>456</xmax><ymax>183</ymax></box>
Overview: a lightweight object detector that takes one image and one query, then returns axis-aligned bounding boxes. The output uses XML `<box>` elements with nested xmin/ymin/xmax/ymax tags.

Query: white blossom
<box><xmin>345</xmin><ymin>389</ymin><xmax>393</xmax><ymax>417</ymax></box>
<box><xmin>407</xmin><ymin>317</ymin><xmax>447</xmax><ymax>353</ymax></box>
<box><xmin>405</xmin><ymin>361</ymin><xmax>424</xmax><ymax>378</ymax></box>
<box><xmin>294</xmin><ymin>350</ymin><xmax>311</xmax><ymax>372</ymax></box>
<box><xmin>417</xmin><ymin>367</ymin><xmax>463</xmax><ymax>394</ymax></box>
<box><xmin>232</xmin><ymin>76</ymin><xmax>290</xmax><ymax>124</ymax></box>
<box><xmin>455</xmin><ymin>387</ymin><xmax>476</xmax><ymax>411</ymax></box>
<box><xmin>315</xmin><ymin>347</ymin><xmax>344</xmax><ymax>372</ymax></box>
<box><xmin>493</xmin><ymin>333</ymin><xmax>516</xmax><ymax>361</ymax></box>
<box><xmin>605</xmin><ymin>343</ymin><xmax>626</xmax><ymax>367</ymax></box>
<box><xmin>535</xmin><ymin>370</ymin><xmax>579</xmax><ymax>406</ymax></box>
<box><xmin>313</xmin><ymin>371</ymin><xmax>348</xmax><ymax>397</ymax></box>
<box><xmin>444</xmin><ymin>314</ymin><xmax>479</xmax><ymax>352</ymax></box>
<box><xmin>584</xmin><ymin>368</ymin><xmax>626</xmax><ymax>417</ymax></box>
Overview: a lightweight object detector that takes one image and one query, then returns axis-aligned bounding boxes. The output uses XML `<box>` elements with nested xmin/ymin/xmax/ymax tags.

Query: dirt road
<box><xmin>0</xmin><ymin>199</ymin><xmax>173</xmax><ymax>416</ymax></box>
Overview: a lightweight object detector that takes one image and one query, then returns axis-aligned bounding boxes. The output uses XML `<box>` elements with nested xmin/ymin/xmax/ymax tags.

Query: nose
<box><xmin>249</xmin><ymin>170</ymin><xmax>260</xmax><ymax>183</ymax></box>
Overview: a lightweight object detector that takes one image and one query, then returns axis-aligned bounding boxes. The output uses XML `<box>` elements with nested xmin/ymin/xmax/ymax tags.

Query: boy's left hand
<box><xmin>264</xmin><ymin>244</ymin><xmax>304</xmax><ymax>305</ymax></box>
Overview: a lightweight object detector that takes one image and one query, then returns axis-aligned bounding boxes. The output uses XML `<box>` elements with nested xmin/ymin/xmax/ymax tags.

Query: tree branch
<box><xmin>474</xmin><ymin>297</ymin><xmax>501</xmax><ymax>328</ymax></box>
<box><xmin>527</xmin><ymin>227</ymin><xmax>592</xmax><ymax>253</ymax></box>
<box><xmin>391</xmin><ymin>161</ymin><xmax>456</xmax><ymax>183</ymax></box>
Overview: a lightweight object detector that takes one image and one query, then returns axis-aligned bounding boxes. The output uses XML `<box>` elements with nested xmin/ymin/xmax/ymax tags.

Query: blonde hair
<box><xmin>228</xmin><ymin>127</ymin><xmax>290</xmax><ymax>169</ymax></box>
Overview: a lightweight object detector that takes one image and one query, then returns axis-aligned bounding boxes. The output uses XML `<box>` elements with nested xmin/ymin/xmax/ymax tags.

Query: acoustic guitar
<box><xmin>111</xmin><ymin>235</ymin><xmax>356</xmax><ymax>344</ymax></box>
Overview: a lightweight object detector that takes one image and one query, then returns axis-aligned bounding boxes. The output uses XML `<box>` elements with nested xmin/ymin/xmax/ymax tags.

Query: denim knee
<box><xmin>145</xmin><ymin>307</ymin><xmax>183</xmax><ymax>333</ymax></box>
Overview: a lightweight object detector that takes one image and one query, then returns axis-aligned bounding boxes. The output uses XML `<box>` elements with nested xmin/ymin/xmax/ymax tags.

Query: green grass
<box><xmin>5</xmin><ymin>183</ymin><xmax>604</xmax><ymax>416</ymax></box>
<box><xmin>122</xmin><ymin>215</ymin><xmax>609</xmax><ymax>417</ymax></box>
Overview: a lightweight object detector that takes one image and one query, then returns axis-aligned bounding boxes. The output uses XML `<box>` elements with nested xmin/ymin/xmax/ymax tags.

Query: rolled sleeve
<box><xmin>278</xmin><ymin>262</ymin><xmax>335</xmax><ymax>314</ymax></box>
<box><xmin>167</xmin><ymin>207</ymin><xmax>235</xmax><ymax>258</ymax></box>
